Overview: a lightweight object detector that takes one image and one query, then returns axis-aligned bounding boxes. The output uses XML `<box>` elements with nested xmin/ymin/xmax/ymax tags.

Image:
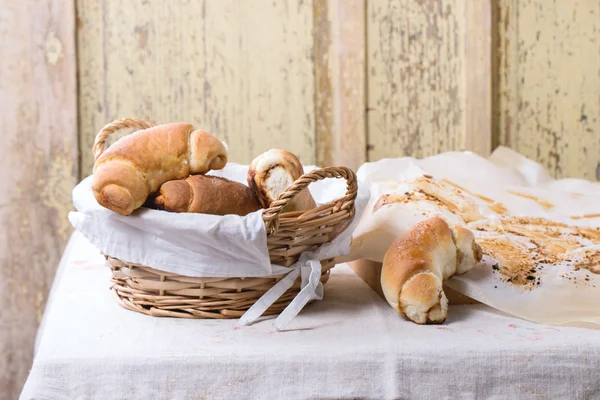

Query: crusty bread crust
<box><xmin>381</xmin><ymin>217</ymin><xmax>482</xmax><ymax>324</ymax></box>
<box><xmin>92</xmin><ymin>123</ymin><xmax>227</xmax><ymax>215</ymax></box>
<box><xmin>151</xmin><ymin>175</ymin><xmax>260</xmax><ymax>216</ymax></box>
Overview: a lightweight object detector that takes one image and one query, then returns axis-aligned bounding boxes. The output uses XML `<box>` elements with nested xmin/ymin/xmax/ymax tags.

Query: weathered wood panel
<box><xmin>314</xmin><ymin>0</ymin><xmax>334</xmax><ymax>167</ymax></box>
<box><xmin>77</xmin><ymin>0</ymin><xmax>316</xmax><ymax>175</ymax></box>
<box><xmin>314</xmin><ymin>0</ymin><xmax>366</xmax><ymax>171</ymax></box>
<box><xmin>0</xmin><ymin>0</ymin><xmax>77</xmax><ymax>397</ymax></box>
<box><xmin>496</xmin><ymin>0</ymin><xmax>600</xmax><ymax>180</ymax></box>
<box><xmin>367</xmin><ymin>0</ymin><xmax>492</xmax><ymax>161</ymax></box>
<box><xmin>462</xmin><ymin>0</ymin><xmax>492</xmax><ymax>156</ymax></box>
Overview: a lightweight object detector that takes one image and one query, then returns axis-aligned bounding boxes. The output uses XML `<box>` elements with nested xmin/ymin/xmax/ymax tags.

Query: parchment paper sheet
<box><xmin>345</xmin><ymin>147</ymin><xmax>600</xmax><ymax>326</ymax></box>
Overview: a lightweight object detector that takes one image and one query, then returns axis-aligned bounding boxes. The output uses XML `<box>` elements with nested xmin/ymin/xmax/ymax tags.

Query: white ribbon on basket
<box><xmin>239</xmin><ymin>179</ymin><xmax>369</xmax><ymax>330</ymax></box>
<box><xmin>239</xmin><ymin>255</ymin><xmax>324</xmax><ymax>330</ymax></box>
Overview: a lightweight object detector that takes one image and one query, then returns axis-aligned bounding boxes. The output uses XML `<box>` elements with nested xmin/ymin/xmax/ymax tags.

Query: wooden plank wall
<box><xmin>0</xmin><ymin>0</ymin><xmax>77</xmax><ymax>398</ymax></box>
<box><xmin>76</xmin><ymin>0</ymin><xmax>600</xmax><ymax>180</ymax></box>
<box><xmin>315</xmin><ymin>0</ymin><xmax>367</xmax><ymax>171</ymax></box>
<box><xmin>77</xmin><ymin>0</ymin><xmax>317</xmax><ymax>175</ymax></box>
<box><xmin>495</xmin><ymin>0</ymin><xmax>600</xmax><ymax>180</ymax></box>
<box><xmin>366</xmin><ymin>0</ymin><xmax>491</xmax><ymax>161</ymax></box>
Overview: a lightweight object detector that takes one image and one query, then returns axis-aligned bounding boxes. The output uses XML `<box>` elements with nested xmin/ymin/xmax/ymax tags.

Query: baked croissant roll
<box><xmin>381</xmin><ymin>217</ymin><xmax>482</xmax><ymax>324</ymax></box>
<box><xmin>92</xmin><ymin>123</ymin><xmax>228</xmax><ymax>215</ymax></box>
<box><xmin>247</xmin><ymin>149</ymin><xmax>316</xmax><ymax>212</ymax></box>
<box><xmin>150</xmin><ymin>175</ymin><xmax>260</xmax><ymax>216</ymax></box>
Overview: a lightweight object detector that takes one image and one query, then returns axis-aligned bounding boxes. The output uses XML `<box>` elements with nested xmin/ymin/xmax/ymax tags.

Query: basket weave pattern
<box><xmin>94</xmin><ymin>118</ymin><xmax>357</xmax><ymax>319</ymax></box>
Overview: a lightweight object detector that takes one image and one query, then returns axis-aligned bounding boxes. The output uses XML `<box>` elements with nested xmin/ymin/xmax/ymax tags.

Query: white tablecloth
<box><xmin>21</xmin><ymin>233</ymin><xmax>600</xmax><ymax>400</ymax></box>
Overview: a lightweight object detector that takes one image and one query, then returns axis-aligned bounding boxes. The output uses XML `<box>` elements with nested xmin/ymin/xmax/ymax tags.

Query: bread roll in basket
<box><xmin>91</xmin><ymin>118</ymin><xmax>358</xmax><ymax>319</ymax></box>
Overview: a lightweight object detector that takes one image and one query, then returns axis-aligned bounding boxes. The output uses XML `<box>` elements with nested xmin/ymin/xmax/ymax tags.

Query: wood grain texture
<box><xmin>462</xmin><ymin>0</ymin><xmax>492</xmax><ymax>156</ymax></box>
<box><xmin>496</xmin><ymin>0</ymin><xmax>600</xmax><ymax>180</ymax></box>
<box><xmin>0</xmin><ymin>0</ymin><xmax>77</xmax><ymax>397</ymax></box>
<box><xmin>314</xmin><ymin>0</ymin><xmax>333</xmax><ymax>167</ymax></box>
<box><xmin>314</xmin><ymin>0</ymin><xmax>366</xmax><ymax>171</ymax></box>
<box><xmin>367</xmin><ymin>0</ymin><xmax>462</xmax><ymax>160</ymax></box>
<box><xmin>77</xmin><ymin>0</ymin><xmax>315</xmax><ymax>175</ymax></box>
<box><xmin>367</xmin><ymin>0</ymin><xmax>492</xmax><ymax>161</ymax></box>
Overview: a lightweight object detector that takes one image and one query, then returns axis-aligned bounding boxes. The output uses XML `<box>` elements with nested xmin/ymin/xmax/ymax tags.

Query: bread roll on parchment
<box><xmin>92</xmin><ymin>123</ymin><xmax>228</xmax><ymax>215</ymax></box>
<box><xmin>381</xmin><ymin>217</ymin><xmax>482</xmax><ymax>324</ymax></box>
<box><xmin>150</xmin><ymin>175</ymin><xmax>260</xmax><ymax>216</ymax></box>
<box><xmin>247</xmin><ymin>149</ymin><xmax>316</xmax><ymax>212</ymax></box>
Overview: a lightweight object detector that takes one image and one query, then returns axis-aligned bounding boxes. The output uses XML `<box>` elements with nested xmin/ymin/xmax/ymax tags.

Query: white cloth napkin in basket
<box><xmin>69</xmin><ymin>163</ymin><xmax>370</xmax><ymax>329</ymax></box>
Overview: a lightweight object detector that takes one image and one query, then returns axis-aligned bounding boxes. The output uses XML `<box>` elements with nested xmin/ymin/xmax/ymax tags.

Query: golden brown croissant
<box><xmin>92</xmin><ymin>123</ymin><xmax>228</xmax><ymax>215</ymax></box>
<box><xmin>150</xmin><ymin>175</ymin><xmax>260</xmax><ymax>216</ymax></box>
<box><xmin>247</xmin><ymin>149</ymin><xmax>316</xmax><ymax>212</ymax></box>
<box><xmin>381</xmin><ymin>217</ymin><xmax>482</xmax><ymax>324</ymax></box>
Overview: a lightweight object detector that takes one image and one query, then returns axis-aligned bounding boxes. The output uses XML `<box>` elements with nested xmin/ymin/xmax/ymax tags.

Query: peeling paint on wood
<box><xmin>77</xmin><ymin>0</ymin><xmax>316</xmax><ymax>176</ymax></box>
<box><xmin>367</xmin><ymin>0</ymin><xmax>492</xmax><ymax>161</ymax></box>
<box><xmin>40</xmin><ymin>154</ymin><xmax>77</xmax><ymax>240</ymax></box>
<box><xmin>0</xmin><ymin>1</ymin><xmax>77</xmax><ymax>397</ymax></box>
<box><xmin>44</xmin><ymin>31</ymin><xmax>64</xmax><ymax>65</ymax></box>
<box><xmin>496</xmin><ymin>0</ymin><xmax>600</xmax><ymax>180</ymax></box>
<box><xmin>329</xmin><ymin>0</ymin><xmax>367</xmax><ymax>170</ymax></box>
<box><xmin>367</xmin><ymin>0</ymin><xmax>461</xmax><ymax>160</ymax></box>
<box><xmin>314</xmin><ymin>0</ymin><xmax>333</xmax><ymax>167</ymax></box>
<box><xmin>314</xmin><ymin>0</ymin><xmax>366</xmax><ymax>170</ymax></box>
<box><xmin>461</xmin><ymin>0</ymin><xmax>492</xmax><ymax>156</ymax></box>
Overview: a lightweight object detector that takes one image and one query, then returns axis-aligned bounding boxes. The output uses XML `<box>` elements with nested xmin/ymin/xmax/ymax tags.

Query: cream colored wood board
<box><xmin>367</xmin><ymin>0</ymin><xmax>491</xmax><ymax>161</ymax></box>
<box><xmin>0</xmin><ymin>0</ymin><xmax>78</xmax><ymax>397</ymax></box>
<box><xmin>496</xmin><ymin>0</ymin><xmax>600</xmax><ymax>180</ymax></box>
<box><xmin>315</xmin><ymin>0</ymin><xmax>366</xmax><ymax>171</ymax></box>
<box><xmin>462</xmin><ymin>0</ymin><xmax>492</xmax><ymax>156</ymax></box>
<box><xmin>77</xmin><ymin>0</ymin><xmax>315</xmax><ymax>176</ymax></box>
<box><xmin>314</xmin><ymin>0</ymin><xmax>334</xmax><ymax>167</ymax></box>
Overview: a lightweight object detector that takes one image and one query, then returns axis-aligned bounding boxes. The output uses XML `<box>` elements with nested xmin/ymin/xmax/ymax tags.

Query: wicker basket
<box><xmin>92</xmin><ymin>118</ymin><xmax>358</xmax><ymax>319</ymax></box>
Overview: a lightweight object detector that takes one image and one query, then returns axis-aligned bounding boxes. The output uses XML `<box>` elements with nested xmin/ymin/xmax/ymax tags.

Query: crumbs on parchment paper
<box><xmin>559</xmin><ymin>270</ymin><xmax>597</xmax><ymax>288</ymax></box>
<box><xmin>476</xmin><ymin>217</ymin><xmax>600</xmax><ymax>289</ymax></box>
<box><xmin>371</xmin><ymin>178</ymin><xmax>600</xmax><ymax>284</ymax></box>
<box><xmin>481</xmin><ymin>238</ymin><xmax>543</xmax><ymax>290</ymax></box>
